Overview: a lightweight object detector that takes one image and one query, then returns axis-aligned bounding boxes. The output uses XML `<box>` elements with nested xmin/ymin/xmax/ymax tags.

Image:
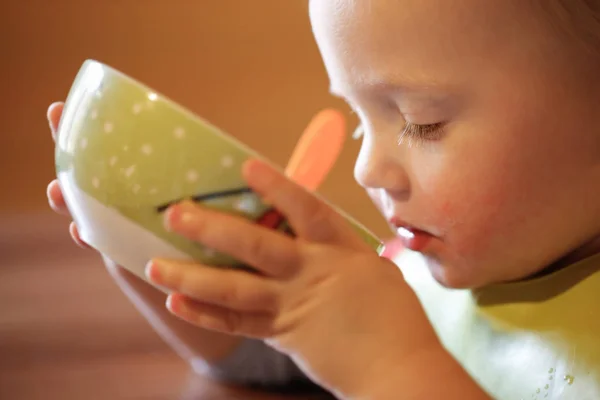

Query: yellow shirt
<box><xmin>395</xmin><ymin>250</ymin><xmax>600</xmax><ymax>400</ymax></box>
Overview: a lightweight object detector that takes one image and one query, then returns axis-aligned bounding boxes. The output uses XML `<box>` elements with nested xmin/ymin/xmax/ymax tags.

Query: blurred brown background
<box><xmin>0</xmin><ymin>1</ymin><xmax>387</xmax><ymax>399</ymax></box>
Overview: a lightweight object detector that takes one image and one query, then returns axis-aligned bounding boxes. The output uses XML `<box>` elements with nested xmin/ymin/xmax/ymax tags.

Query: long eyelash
<box><xmin>398</xmin><ymin>122</ymin><xmax>444</xmax><ymax>146</ymax></box>
<box><xmin>351</xmin><ymin>122</ymin><xmax>445</xmax><ymax>143</ymax></box>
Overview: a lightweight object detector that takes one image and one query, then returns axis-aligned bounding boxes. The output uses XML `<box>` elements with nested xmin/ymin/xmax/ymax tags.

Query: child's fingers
<box><xmin>243</xmin><ymin>159</ymin><xmax>370</xmax><ymax>248</ymax></box>
<box><xmin>146</xmin><ymin>259</ymin><xmax>280</xmax><ymax>313</ymax></box>
<box><xmin>166</xmin><ymin>293</ymin><xmax>275</xmax><ymax>338</ymax></box>
<box><xmin>47</xmin><ymin>102</ymin><xmax>64</xmax><ymax>141</ymax></box>
<box><xmin>46</xmin><ymin>102</ymin><xmax>90</xmax><ymax>251</ymax></box>
<box><xmin>69</xmin><ymin>222</ymin><xmax>91</xmax><ymax>249</ymax></box>
<box><xmin>46</xmin><ymin>180</ymin><xmax>70</xmax><ymax>216</ymax></box>
<box><xmin>48</xmin><ymin>179</ymin><xmax>91</xmax><ymax>248</ymax></box>
<box><xmin>164</xmin><ymin>201</ymin><xmax>300</xmax><ymax>279</ymax></box>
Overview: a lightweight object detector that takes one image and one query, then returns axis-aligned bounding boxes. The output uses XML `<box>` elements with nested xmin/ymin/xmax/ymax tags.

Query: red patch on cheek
<box><xmin>443</xmin><ymin>196</ymin><xmax>501</xmax><ymax>257</ymax></box>
<box><xmin>440</xmin><ymin>200</ymin><xmax>453</xmax><ymax>216</ymax></box>
<box><xmin>435</xmin><ymin>200</ymin><xmax>462</xmax><ymax>231</ymax></box>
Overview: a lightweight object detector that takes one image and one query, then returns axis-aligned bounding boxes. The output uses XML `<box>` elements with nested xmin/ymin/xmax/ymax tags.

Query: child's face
<box><xmin>310</xmin><ymin>0</ymin><xmax>600</xmax><ymax>288</ymax></box>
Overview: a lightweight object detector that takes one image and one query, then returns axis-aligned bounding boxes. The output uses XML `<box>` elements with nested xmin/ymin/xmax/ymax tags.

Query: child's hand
<box><xmin>146</xmin><ymin>158</ymin><xmax>443</xmax><ymax>398</ymax></box>
<box><xmin>46</xmin><ymin>102</ymin><xmax>90</xmax><ymax>248</ymax></box>
<box><xmin>45</xmin><ymin>101</ymin><xmax>245</xmax><ymax>370</ymax></box>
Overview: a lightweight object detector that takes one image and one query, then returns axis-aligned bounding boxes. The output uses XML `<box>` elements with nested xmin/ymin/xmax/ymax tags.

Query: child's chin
<box><xmin>424</xmin><ymin>256</ymin><xmax>481</xmax><ymax>290</ymax></box>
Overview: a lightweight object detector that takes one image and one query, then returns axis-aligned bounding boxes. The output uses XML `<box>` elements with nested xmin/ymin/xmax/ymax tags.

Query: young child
<box><xmin>46</xmin><ymin>1</ymin><xmax>600</xmax><ymax>399</ymax></box>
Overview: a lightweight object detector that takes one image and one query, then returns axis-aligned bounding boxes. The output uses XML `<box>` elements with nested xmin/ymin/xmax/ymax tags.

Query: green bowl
<box><xmin>55</xmin><ymin>59</ymin><xmax>383</xmax><ymax>286</ymax></box>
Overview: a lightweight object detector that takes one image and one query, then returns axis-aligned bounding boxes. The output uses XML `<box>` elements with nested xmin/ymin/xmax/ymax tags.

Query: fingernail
<box><xmin>46</xmin><ymin>183</ymin><xmax>54</xmax><ymax>201</ymax></box>
<box><xmin>47</xmin><ymin>102</ymin><xmax>61</xmax><ymax>120</ymax></box>
<box><xmin>164</xmin><ymin>202</ymin><xmax>197</xmax><ymax>231</ymax></box>
<box><xmin>243</xmin><ymin>159</ymin><xmax>269</xmax><ymax>181</ymax></box>
<box><xmin>145</xmin><ymin>260</ymin><xmax>163</xmax><ymax>283</ymax></box>
<box><xmin>243</xmin><ymin>159</ymin><xmax>281</xmax><ymax>196</ymax></box>
<box><xmin>48</xmin><ymin>197</ymin><xmax>60</xmax><ymax>213</ymax></box>
<box><xmin>166</xmin><ymin>293</ymin><xmax>183</xmax><ymax>314</ymax></box>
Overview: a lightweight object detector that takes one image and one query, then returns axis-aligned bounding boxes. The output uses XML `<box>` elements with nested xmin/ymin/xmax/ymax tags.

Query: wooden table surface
<box><xmin>0</xmin><ymin>212</ymin><xmax>333</xmax><ymax>400</ymax></box>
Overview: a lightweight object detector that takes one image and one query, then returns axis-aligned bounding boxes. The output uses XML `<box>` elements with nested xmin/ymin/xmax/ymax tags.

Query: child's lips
<box><xmin>380</xmin><ymin>228</ymin><xmax>433</xmax><ymax>260</ymax></box>
<box><xmin>383</xmin><ymin>217</ymin><xmax>435</xmax><ymax>256</ymax></box>
<box><xmin>396</xmin><ymin>226</ymin><xmax>433</xmax><ymax>252</ymax></box>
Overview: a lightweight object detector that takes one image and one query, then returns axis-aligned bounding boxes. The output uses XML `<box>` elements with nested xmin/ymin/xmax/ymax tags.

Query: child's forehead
<box><xmin>311</xmin><ymin>0</ymin><xmax>507</xmax><ymax>33</ymax></box>
<box><xmin>310</xmin><ymin>0</ymin><xmax>537</xmax><ymax>94</ymax></box>
<box><xmin>311</xmin><ymin>2</ymin><xmax>502</xmax><ymax>89</ymax></box>
<box><xmin>310</xmin><ymin>0</ymin><xmax>520</xmax><ymax>51</ymax></box>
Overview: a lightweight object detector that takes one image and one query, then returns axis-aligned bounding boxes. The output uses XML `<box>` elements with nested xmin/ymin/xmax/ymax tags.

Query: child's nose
<box><xmin>353</xmin><ymin>135</ymin><xmax>410</xmax><ymax>199</ymax></box>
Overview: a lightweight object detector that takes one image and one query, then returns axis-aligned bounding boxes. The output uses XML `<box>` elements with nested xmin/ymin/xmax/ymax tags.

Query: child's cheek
<box><xmin>429</xmin><ymin>174</ymin><xmax>502</xmax><ymax>237</ymax></box>
<box><xmin>439</xmin><ymin>200</ymin><xmax>454</xmax><ymax>220</ymax></box>
<box><xmin>446</xmin><ymin>182</ymin><xmax>513</xmax><ymax>255</ymax></box>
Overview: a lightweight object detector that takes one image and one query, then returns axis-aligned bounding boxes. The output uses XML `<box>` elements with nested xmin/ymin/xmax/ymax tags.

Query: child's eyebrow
<box><xmin>329</xmin><ymin>83</ymin><xmax>438</xmax><ymax>99</ymax></box>
<box><xmin>329</xmin><ymin>79</ymin><xmax>452</xmax><ymax>102</ymax></box>
<box><xmin>330</xmin><ymin>80</ymin><xmax>459</xmax><ymax>118</ymax></box>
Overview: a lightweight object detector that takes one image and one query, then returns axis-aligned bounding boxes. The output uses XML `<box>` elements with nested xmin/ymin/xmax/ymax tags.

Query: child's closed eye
<box><xmin>351</xmin><ymin>121</ymin><xmax>446</xmax><ymax>144</ymax></box>
<box><xmin>399</xmin><ymin>122</ymin><xmax>445</xmax><ymax>144</ymax></box>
